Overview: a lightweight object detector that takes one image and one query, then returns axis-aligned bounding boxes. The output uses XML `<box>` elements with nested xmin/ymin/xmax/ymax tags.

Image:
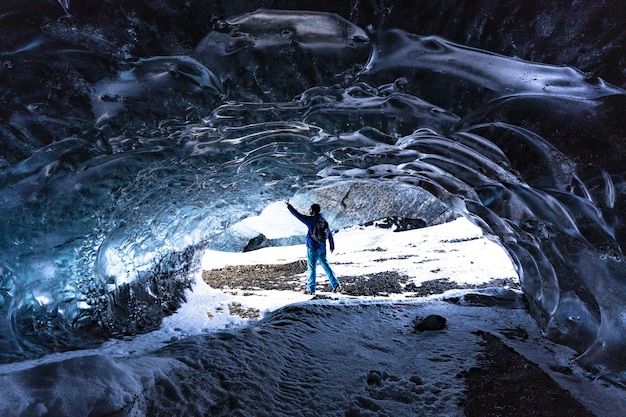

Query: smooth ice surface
<box><xmin>361</xmin><ymin>30</ymin><xmax>623</xmax><ymax>114</ymax></box>
<box><xmin>1</xmin><ymin>0</ymin><xmax>626</xmax><ymax>404</ymax></box>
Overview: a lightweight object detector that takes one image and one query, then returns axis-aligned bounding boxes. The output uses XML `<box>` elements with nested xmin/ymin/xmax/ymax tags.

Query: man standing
<box><xmin>286</xmin><ymin>200</ymin><xmax>341</xmax><ymax>295</ymax></box>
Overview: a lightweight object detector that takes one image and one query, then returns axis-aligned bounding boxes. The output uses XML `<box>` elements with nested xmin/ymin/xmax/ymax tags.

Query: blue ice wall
<box><xmin>0</xmin><ymin>1</ymin><xmax>625</xmax><ymax>381</ymax></box>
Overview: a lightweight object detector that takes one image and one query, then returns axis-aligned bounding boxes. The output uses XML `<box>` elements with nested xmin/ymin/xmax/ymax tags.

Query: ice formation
<box><xmin>0</xmin><ymin>0</ymin><xmax>625</xmax><ymax>385</ymax></box>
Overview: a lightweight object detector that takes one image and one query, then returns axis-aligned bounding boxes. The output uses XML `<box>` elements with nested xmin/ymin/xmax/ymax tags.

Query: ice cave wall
<box><xmin>0</xmin><ymin>0</ymin><xmax>625</xmax><ymax>381</ymax></box>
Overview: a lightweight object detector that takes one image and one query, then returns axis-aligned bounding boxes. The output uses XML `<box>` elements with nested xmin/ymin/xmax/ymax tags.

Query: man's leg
<box><xmin>318</xmin><ymin>248</ymin><xmax>340</xmax><ymax>289</ymax></box>
<box><xmin>306</xmin><ymin>247</ymin><xmax>319</xmax><ymax>293</ymax></box>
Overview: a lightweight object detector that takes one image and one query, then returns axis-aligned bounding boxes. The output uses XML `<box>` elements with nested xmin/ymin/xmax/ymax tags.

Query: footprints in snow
<box><xmin>347</xmin><ymin>369</ymin><xmax>455</xmax><ymax>416</ymax></box>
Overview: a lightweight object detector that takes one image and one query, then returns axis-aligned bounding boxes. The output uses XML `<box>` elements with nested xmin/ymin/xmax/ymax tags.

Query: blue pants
<box><xmin>306</xmin><ymin>247</ymin><xmax>339</xmax><ymax>292</ymax></box>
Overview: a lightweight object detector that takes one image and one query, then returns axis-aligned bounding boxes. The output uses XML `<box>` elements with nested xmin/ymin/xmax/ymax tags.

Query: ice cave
<box><xmin>0</xmin><ymin>1</ymin><xmax>625</xmax><ymax>415</ymax></box>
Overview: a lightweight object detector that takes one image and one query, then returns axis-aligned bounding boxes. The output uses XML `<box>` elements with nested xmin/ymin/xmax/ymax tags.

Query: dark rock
<box><xmin>412</xmin><ymin>314</ymin><xmax>447</xmax><ymax>331</ymax></box>
<box><xmin>363</xmin><ymin>216</ymin><xmax>427</xmax><ymax>232</ymax></box>
<box><xmin>242</xmin><ymin>234</ymin><xmax>304</xmax><ymax>252</ymax></box>
<box><xmin>243</xmin><ymin>234</ymin><xmax>269</xmax><ymax>252</ymax></box>
<box><xmin>443</xmin><ymin>288</ymin><xmax>528</xmax><ymax>309</ymax></box>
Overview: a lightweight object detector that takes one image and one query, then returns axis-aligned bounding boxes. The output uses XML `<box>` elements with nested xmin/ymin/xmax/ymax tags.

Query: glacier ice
<box><xmin>0</xmin><ymin>1</ymin><xmax>625</xmax><ymax>383</ymax></box>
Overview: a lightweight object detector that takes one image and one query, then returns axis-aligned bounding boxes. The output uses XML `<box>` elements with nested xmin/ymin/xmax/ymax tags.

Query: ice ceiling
<box><xmin>0</xmin><ymin>0</ymin><xmax>625</xmax><ymax>381</ymax></box>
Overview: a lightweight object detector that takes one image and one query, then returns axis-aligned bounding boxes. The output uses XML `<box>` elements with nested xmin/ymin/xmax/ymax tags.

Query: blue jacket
<box><xmin>287</xmin><ymin>204</ymin><xmax>335</xmax><ymax>251</ymax></box>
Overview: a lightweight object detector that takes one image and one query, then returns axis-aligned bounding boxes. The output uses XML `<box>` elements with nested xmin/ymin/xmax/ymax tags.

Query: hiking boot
<box><xmin>332</xmin><ymin>285</ymin><xmax>342</xmax><ymax>293</ymax></box>
<box><xmin>302</xmin><ymin>289</ymin><xmax>315</xmax><ymax>295</ymax></box>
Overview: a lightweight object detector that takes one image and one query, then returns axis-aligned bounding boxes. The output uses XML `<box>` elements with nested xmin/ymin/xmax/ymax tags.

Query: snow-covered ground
<box><xmin>1</xmin><ymin>216</ymin><xmax>625</xmax><ymax>416</ymax></box>
<box><xmin>190</xmin><ymin>216</ymin><xmax>518</xmax><ymax>330</ymax></box>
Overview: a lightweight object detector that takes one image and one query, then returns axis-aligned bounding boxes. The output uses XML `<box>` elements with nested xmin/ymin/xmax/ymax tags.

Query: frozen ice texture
<box><xmin>0</xmin><ymin>1</ymin><xmax>625</xmax><ymax>385</ymax></box>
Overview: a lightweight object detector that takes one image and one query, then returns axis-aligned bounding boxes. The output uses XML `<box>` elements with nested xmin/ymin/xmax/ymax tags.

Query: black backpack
<box><xmin>311</xmin><ymin>217</ymin><xmax>329</xmax><ymax>243</ymax></box>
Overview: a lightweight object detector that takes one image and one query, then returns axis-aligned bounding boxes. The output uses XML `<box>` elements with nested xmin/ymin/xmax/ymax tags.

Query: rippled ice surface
<box><xmin>1</xmin><ymin>3</ymin><xmax>626</xmax><ymax>411</ymax></box>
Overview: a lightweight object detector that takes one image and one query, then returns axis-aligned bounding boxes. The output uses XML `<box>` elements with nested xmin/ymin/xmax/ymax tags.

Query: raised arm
<box><xmin>285</xmin><ymin>200</ymin><xmax>309</xmax><ymax>225</ymax></box>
